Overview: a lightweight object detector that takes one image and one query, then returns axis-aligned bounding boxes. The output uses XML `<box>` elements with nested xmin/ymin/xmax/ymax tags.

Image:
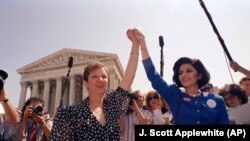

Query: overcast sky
<box><xmin>1</xmin><ymin>0</ymin><xmax>250</xmax><ymax>108</ymax></box>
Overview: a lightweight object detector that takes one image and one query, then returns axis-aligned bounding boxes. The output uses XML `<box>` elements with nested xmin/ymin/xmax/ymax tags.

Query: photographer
<box><xmin>17</xmin><ymin>97</ymin><xmax>52</xmax><ymax>141</ymax></box>
<box><xmin>120</xmin><ymin>90</ymin><xmax>150</xmax><ymax>141</ymax></box>
<box><xmin>0</xmin><ymin>70</ymin><xmax>19</xmax><ymax>140</ymax></box>
<box><xmin>0</xmin><ymin>70</ymin><xmax>19</xmax><ymax>125</ymax></box>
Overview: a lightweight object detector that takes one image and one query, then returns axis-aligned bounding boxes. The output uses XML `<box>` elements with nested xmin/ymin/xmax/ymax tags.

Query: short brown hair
<box><xmin>83</xmin><ymin>61</ymin><xmax>108</xmax><ymax>82</ymax></box>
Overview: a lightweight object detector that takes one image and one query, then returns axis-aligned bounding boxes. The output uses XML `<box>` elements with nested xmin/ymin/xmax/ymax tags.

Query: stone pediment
<box><xmin>17</xmin><ymin>48</ymin><xmax>120</xmax><ymax>74</ymax></box>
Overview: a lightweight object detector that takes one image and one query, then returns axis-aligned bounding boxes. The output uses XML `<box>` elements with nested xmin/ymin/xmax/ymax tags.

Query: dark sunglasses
<box><xmin>147</xmin><ymin>95</ymin><xmax>159</xmax><ymax>101</ymax></box>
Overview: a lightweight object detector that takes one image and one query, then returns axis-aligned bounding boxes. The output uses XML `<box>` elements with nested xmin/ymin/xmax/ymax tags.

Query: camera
<box><xmin>0</xmin><ymin>70</ymin><xmax>8</xmax><ymax>91</ymax></box>
<box><xmin>126</xmin><ymin>93</ymin><xmax>139</xmax><ymax>114</ymax></box>
<box><xmin>31</xmin><ymin>106</ymin><xmax>43</xmax><ymax>116</ymax></box>
<box><xmin>128</xmin><ymin>93</ymin><xmax>138</xmax><ymax>105</ymax></box>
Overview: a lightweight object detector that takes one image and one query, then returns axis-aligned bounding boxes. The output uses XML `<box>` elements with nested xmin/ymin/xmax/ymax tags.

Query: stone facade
<box><xmin>17</xmin><ymin>48</ymin><xmax>124</xmax><ymax>117</ymax></box>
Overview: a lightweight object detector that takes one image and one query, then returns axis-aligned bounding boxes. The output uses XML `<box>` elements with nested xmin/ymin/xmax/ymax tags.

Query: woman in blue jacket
<box><xmin>132</xmin><ymin>29</ymin><xmax>229</xmax><ymax>125</ymax></box>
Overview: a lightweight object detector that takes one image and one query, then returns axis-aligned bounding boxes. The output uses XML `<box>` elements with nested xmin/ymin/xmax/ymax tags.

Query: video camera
<box><xmin>0</xmin><ymin>70</ymin><xmax>8</xmax><ymax>91</ymax></box>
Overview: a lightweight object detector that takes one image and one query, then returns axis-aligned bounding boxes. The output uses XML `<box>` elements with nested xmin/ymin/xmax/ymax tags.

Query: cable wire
<box><xmin>224</xmin><ymin>51</ymin><xmax>235</xmax><ymax>84</ymax></box>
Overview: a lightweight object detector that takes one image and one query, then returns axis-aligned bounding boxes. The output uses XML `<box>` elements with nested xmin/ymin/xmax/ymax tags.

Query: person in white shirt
<box><xmin>120</xmin><ymin>90</ymin><xmax>149</xmax><ymax>141</ymax></box>
<box><xmin>145</xmin><ymin>90</ymin><xmax>171</xmax><ymax>125</ymax></box>
<box><xmin>239</xmin><ymin>77</ymin><xmax>250</xmax><ymax>102</ymax></box>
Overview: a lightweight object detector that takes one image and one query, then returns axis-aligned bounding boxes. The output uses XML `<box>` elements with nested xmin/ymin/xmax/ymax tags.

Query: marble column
<box><xmin>18</xmin><ymin>81</ymin><xmax>28</xmax><ymax>109</ymax></box>
<box><xmin>54</xmin><ymin>77</ymin><xmax>62</xmax><ymax>113</ymax></box>
<box><xmin>43</xmin><ymin>79</ymin><xmax>50</xmax><ymax>112</ymax></box>
<box><xmin>31</xmin><ymin>80</ymin><xmax>38</xmax><ymax>97</ymax></box>
<box><xmin>69</xmin><ymin>75</ymin><xmax>75</xmax><ymax>105</ymax></box>
<box><xmin>50</xmin><ymin>81</ymin><xmax>56</xmax><ymax>114</ymax></box>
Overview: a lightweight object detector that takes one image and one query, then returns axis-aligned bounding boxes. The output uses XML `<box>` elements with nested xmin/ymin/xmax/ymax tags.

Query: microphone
<box><xmin>59</xmin><ymin>56</ymin><xmax>74</xmax><ymax>108</ymax></box>
<box><xmin>159</xmin><ymin>35</ymin><xmax>164</xmax><ymax>77</ymax></box>
<box><xmin>66</xmin><ymin>56</ymin><xmax>73</xmax><ymax>78</ymax></box>
<box><xmin>68</xmin><ymin>56</ymin><xmax>73</xmax><ymax>68</ymax></box>
<box><xmin>199</xmin><ymin>0</ymin><xmax>233</xmax><ymax>62</ymax></box>
<box><xmin>159</xmin><ymin>35</ymin><xmax>164</xmax><ymax>48</ymax></box>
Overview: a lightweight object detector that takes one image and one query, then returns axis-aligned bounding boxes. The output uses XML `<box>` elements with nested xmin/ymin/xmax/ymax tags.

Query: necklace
<box><xmin>189</xmin><ymin>93</ymin><xmax>200</xmax><ymax>97</ymax></box>
<box><xmin>186</xmin><ymin>90</ymin><xmax>201</xmax><ymax>97</ymax></box>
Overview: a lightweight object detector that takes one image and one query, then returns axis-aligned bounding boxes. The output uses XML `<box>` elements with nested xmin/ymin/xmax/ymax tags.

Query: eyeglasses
<box><xmin>147</xmin><ymin>95</ymin><xmax>159</xmax><ymax>101</ymax></box>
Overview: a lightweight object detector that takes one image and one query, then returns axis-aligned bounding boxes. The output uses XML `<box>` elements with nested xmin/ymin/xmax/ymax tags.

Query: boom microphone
<box><xmin>199</xmin><ymin>0</ymin><xmax>233</xmax><ymax>62</ymax></box>
<box><xmin>199</xmin><ymin>0</ymin><xmax>235</xmax><ymax>83</ymax></box>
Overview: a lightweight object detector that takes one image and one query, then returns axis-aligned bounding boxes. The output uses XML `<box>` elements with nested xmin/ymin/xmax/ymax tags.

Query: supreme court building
<box><xmin>17</xmin><ymin>48</ymin><xmax>124</xmax><ymax>117</ymax></box>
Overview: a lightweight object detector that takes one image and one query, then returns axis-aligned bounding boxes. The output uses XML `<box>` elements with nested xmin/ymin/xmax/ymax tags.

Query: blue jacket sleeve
<box><xmin>142</xmin><ymin>57</ymin><xmax>182</xmax><ymax>120</ymax></box>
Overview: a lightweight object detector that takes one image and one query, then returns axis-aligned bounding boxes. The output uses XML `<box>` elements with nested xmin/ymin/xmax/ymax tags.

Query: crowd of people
<box><xmin>0</xmin><ymin>28</ymin><xmax>249</xmax><ymax>140</ymax></box>
<box><xmin>0</xmin><ymin>74</ymin><xmax>52</xmax><ymax>141</ymax></box>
